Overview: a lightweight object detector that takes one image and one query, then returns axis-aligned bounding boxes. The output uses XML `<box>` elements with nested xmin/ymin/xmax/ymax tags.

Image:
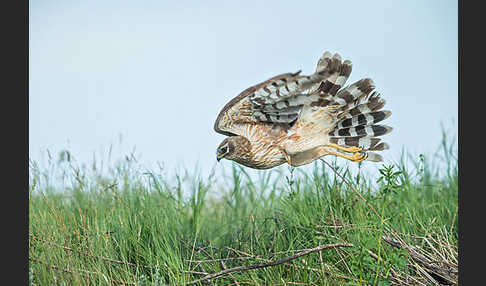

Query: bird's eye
<box><xmin>221</xmin><ymin>147</ymin><xmax>228</xmax><ymax>154</ymax></box>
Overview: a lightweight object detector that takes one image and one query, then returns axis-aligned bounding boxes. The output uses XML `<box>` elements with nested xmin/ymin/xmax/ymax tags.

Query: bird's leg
<box><xmin>326</xmin><ymin>149</ymin><xmax>367</xmax><ymax>162</ymax></box>
<box><xmin>326</xmin><ymin>143</ymin><xmax>363</xmax><ymax>153</ymax></box>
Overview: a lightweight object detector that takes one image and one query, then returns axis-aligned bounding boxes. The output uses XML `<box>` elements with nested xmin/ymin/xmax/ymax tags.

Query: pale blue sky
<box><xmin>29</xmin><ymin>0</ymin><xmax>457</xmax><ymax>180</ymax></box>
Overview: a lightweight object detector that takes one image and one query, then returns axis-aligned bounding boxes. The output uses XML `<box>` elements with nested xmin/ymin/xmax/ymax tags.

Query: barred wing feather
<box><xmin>214</xmin><ymin>52</ymin><xmax>352</xmax><ymax>136</ymax></box>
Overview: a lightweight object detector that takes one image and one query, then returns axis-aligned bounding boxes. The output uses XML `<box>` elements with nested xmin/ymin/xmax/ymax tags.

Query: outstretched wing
<box><xmin>214</xmin><ymin>52</ymin><xmax>352</xmax><ymax>137</ymax></box>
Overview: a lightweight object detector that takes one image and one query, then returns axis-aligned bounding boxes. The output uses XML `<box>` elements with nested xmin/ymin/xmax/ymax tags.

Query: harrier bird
<box><xmin>214</xmin><ymin>51</ymin><xmax>392</xmax><ymax>169</ymax></box>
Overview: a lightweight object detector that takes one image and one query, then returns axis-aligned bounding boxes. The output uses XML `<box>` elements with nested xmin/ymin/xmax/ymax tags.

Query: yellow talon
<box><xmin>327</xmin><ymin>143</ymin><xmax>363</xmax><ymax>153</ymax></box>
<box><xmin>327</xmin><ymin>150</ymin><xmax>368</xmax><ymax>162</ymax></box>
<box><xmin>350</xmin><ymin>151</ymin><xmax>367</xmax><ymax>162</ymax></box>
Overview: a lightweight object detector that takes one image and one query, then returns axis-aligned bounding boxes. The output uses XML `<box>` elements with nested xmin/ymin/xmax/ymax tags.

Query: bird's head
<box><xmin>216</xmin><ymin>136</ymin><xmax>251</xmax><ymax>162</ymax></box>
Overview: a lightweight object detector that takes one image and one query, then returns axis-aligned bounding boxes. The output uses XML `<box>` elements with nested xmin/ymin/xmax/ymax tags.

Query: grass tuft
<box><xmin>29</xmin><ymin>136</ymin><xmax>457</xmax><ymax>285</ymax></box>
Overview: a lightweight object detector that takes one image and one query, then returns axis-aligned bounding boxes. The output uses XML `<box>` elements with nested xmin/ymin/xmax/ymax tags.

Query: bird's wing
<box><xmin>214</xmin><ymin>52</ymin><xmax>352</xmax><ymax>137</ymax></box>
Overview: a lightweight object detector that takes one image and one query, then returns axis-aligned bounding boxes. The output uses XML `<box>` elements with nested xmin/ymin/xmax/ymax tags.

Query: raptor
<box><xmin>214</xmin><ymin>51</ymin><xmax>392</xmax><ymax>169</ymax></box>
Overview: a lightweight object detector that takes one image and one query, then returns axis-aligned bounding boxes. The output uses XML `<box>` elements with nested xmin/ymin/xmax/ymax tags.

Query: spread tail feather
<box><xmin>329</xmin><ymin>136</ymin><xmax>389</xmax><ymax>151</ymax></box>
<box><xmin>365</xmin><ymin>152</ymin><xmax>383</xmax><ymax>162</ymax></box>
<box><xmin>327</xmin><ymin>76</ymin><xmax>392</xmax><ymax>162</ymax></box>
<box><xmin>336</xmin><ymin>110</ymin><xmax>391</xmax><ymax>129</ymax></box>
<box><xmin>329</xmin><ymin>124</ymin><xmax>393</xmax><ymax>137</ymax></box>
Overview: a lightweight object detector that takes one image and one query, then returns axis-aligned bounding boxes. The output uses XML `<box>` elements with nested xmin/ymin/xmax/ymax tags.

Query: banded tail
<box><xmin>328</xmin><ymin>78</ymin><xmax>392</xmax><ymax>162</ymax></box>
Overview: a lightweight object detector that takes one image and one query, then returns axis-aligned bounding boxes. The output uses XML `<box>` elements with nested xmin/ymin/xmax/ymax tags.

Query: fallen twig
<box><xmin>382</xmin><ymin>236</ymin><xmax>458</xmax><ymax>285</ymax></box>
<box><xmin>226</xmin><ymin>246</ymin><xmax>357</xmax><ymax>282</ymax></box>
<box><xmin>184</xmin><ymin>243</ymin><xmax>353</xmax><ymax>285</ymax></box>
<box><xmin>220</xmin><ymin>259</ymin><xmax>240</xmax><ymax>286</ymax></box>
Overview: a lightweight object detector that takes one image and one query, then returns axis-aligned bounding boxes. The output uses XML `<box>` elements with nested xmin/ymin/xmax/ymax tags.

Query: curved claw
<box><xmin>360</xmin><ymin>151</ymin><xmax>368</xmax><ymax>161</ymax></box>
<box><xmin>351</xmin><ymin>151</ymin><xmax>367</xmax><ymax>162</ymax></box>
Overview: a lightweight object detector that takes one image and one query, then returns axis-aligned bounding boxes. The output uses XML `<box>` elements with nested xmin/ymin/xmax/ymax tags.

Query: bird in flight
<box><xmin>214</xmin><ymin>51</ymin><xmax>392</xmax><ymax>169</ymax></box>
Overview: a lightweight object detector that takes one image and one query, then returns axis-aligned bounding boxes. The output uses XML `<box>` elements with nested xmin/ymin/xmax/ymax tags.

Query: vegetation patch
<box><xmin>29</xmin><ymin>135</ymin><xmax>457</xmax><ymax>285</ymax></box>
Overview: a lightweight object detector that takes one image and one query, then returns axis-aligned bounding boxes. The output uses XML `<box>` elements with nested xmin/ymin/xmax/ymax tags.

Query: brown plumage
<box><xmin>214</xmin><ymin>51</ymin><xmax>392</xmax><ymax>169</ymax></box>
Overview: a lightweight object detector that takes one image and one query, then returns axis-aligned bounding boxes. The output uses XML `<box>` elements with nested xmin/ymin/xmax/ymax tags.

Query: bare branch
<box><xmin>184</xmin><ymin>243</ymin><xmax>353</xmax><ymax>285</ymax></box>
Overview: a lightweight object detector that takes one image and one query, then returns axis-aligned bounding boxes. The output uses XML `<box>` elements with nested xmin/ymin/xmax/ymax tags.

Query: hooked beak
<box><xmin>216</xmin><ymin>154</ymin><xmax>222</xmax><ymax>162</ymax></box>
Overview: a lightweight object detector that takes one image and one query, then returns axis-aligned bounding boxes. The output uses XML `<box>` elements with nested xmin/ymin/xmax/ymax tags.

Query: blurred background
<box><xmin>29</xmin><ymin>0</ymin><xmax>457</xmax><ymax>181</ymax></box>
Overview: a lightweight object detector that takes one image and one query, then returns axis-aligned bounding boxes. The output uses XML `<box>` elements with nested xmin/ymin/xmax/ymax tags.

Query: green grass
<box><xmin>29</xmin><ymin>136</ymin><xmax>457</xmax><ymax>285</ymax></box>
